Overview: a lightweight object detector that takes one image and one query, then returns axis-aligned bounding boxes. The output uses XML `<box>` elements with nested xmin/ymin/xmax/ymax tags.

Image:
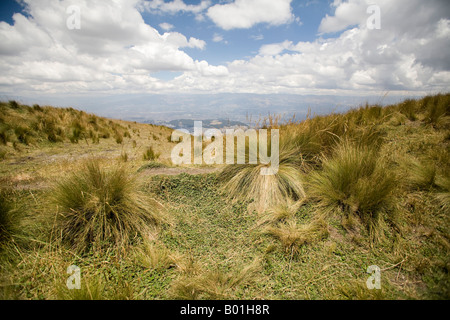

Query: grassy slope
<box><xmin>0</xmin><ymin>95</ymin><xmax>449</xmax><ymax>300</ymax></box>
<box><xmin>0</xmin><ymin>101</ymin><xmax>178</xmax><ymax>189</ymax></box>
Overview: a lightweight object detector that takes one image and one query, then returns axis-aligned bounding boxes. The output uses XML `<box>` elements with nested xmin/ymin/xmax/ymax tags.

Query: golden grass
<box><xmin>52</xmin><ymin>159</ymin><xmax>164</xmax><ymax>253</ymax></box>
<box><xmin>306</xmin><ymin>140</ymin><xmax>397</xmax><ymax>242</ymax></box>
<box><xmin>264</xmin><ymin>218</ymin><xmax>329</xmax><ymax>254</ymax></box>
<box><xmin>219</xmin><ymin>145</ymin><xmax>306</xmax><ymax>213</ymax></box>
<box><xmin>1</xmin><ymin>93</ymin><xmax>449</xmax><ymax>300</ymax></box>
<box><xmin>169</xmin><ymin>258</ymin><xmax>262</xmax><ymax>300</ymax></box>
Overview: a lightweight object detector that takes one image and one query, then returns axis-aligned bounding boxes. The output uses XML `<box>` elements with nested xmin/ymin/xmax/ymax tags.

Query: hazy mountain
<box><xmin>7</xmin><ymin>93</ymin><xmax>415</xmax><ymax>124</ymax></box>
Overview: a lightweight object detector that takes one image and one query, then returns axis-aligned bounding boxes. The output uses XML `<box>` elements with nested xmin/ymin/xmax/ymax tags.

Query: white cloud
<box><xmin>159</xmin><ymin>22</ymin><xmax>174</xmax><ymax>31</ymax></box>
<box><xmin>319</xmin><ymin>0</ymin><xmax>450</xmax><ymax>36</ymax></box>
<box><xmin>139</xmin><ymin>0</ymin><xmax>211</xmax><ymax>15</ymax></box>
<box><xmin>0</xmin><ymin>0</ymin><xmax>218</xmax><ymax>94</ymax></box>
<box><xmin>207</xmin><ymin>0</ymin><xmax>294</xmax><ymax>30</ymax></box>
<box><xmin>195</xmin><ymin>60</ymin><xmax>229</xmax><ymax>77</ymax></box>
<box><xmin>234</xmin><ymin>0</ymin><xmax>449</xmax><ymax>94</ymax></box>
<box><xmin>212</xmin><ymin>33</ymin><xmax>223</xmax><ymax>43</ymax></box>
<box><xmin>161</xmin><ymin>32</ymin><xmax>206</xmax><ymax>50</ymax></box>
<box><xmin>187</xmin><ymin>37</ymin><xmax>206</xmax><ymax>50</ymax></box>
<box><xmin>173</xmin><ymin>0</ymin><xmax>450</xmax><ymax>94</ymax></box>
<box><xmin>0</xmin><ymin>0</ymin><xmax>449</xmax><ymax>97</ymax></box>
<box><xmin>212</xmin><ymin>33</ymin><xmax>227</xmax><ymax>44</ymax></box>
<box><xmin>318</xmin><ymin>0</ymin><xmax>367</xmax><ymax>34</ymax></box>
<box><xmin>251</xmin><ymin>34</ymin><xmax>264</xmax><ymax>41</ymax></box>
<box><xmin>259</xmin><ymin>40</ymin><xmax>293</xmax><ymax>56</ymax></box>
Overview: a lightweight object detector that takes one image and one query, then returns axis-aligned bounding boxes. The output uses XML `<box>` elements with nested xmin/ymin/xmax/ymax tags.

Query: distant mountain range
<box><xmin>144</xmin><ymin>118</ymin><xmax>249</xmax><ymax>133</ymax></box>
<box><xmin>9</xmin><ymin>93</ymin><xmax>415</xmax><ymax>124</ymax></box>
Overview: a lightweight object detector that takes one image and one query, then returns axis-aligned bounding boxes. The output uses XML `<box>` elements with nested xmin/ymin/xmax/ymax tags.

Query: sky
<box><xmin>0</xmin><ymin>0</ymin><xmax>449</xmax><ymax>121</ymax></box>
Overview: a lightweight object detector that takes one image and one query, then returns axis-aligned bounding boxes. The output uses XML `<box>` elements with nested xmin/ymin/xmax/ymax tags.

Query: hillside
<box><xmin>0</xmin><ymin>94</ymin><xmax>449</xmax><ymax>300</ymax></box>
<box><xmin>0</xmin><ymin>101</ymin><xmax>184</xmax><ymax>188</ymax></box>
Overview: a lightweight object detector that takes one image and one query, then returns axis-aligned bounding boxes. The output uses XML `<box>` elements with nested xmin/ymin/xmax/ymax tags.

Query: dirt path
<box><xmin>2</xmin><ymin>162</ymin><xmax>222</xmax><ymax>191</ymax></box>
<box><xmin>137</xmin><ymin>166</ymin><xmax>221</xmax><ymax>176</ymax></box>
<box><xmin>1</xmin><ymin>139</ymin><xmax>223</xmax><ymax>191</ymax></box>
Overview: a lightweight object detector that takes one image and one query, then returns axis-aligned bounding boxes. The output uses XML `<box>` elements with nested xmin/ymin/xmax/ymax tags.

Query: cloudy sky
<box><xmin>0</xmin><ymin>0</ymin><xmax>449</xmax><ymax>119</ymax></box>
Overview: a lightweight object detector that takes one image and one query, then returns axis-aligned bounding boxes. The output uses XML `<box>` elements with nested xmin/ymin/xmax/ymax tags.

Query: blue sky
<box><xmin>0</xmin><ymin>1</ymin><xmax>25</xmax><ymax>25</ymax></box>
<box><xmin>0</xmin><ymin>0</ymin><xmax>448</xmax><ymax>120</ymax></box>
<box><xmin>140</xmin><ymin>0</ymin><xmax>334</xmax><ymax>67</ymax></box>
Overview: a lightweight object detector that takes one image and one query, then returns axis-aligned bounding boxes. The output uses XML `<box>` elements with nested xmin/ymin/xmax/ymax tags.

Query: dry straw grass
<box><xmin>169</xmin><ymin>258</ymin><xmax>262</xmax><ymax>300</ymax></box>
<box><xmin>264</xmin><ymin>218</ymin><xmax>329</xmax><ymax>254</ymax></box>
<box><xmin>306</xmin><ymin>140</ymin><xmax>397</xmax><ymax>241</ymax></box>
<box><xmin>219</xmin><ymin>142</ymin><xmax>306</xmax><ymax>213</ymax></box>
<box><xmin>52</xmin><ymin>159</ymin><xmax>164</xmax><ymax>253</ymax></box>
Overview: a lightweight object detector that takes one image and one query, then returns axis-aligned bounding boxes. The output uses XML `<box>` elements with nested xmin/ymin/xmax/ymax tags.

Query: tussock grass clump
<box><xmin>53</xmin><ymin>160</ymin><xmax>163</xmax><ymax>253</ymax></box>
<box><xmin>217</xmin><ymin>114</ymin><xmax>383</xmax><ymax>212</ymax></box>
<box><xmin>436</xmin><ymin>174</ymin><xmax>450</xmax><ymax>209</ymax></box>
<box><xmin>169</xmin><ymin>259</ymin><xmax>261</xmax><ymax>300</ymax></box>
<box><xmin>56</xmin><ymin>269</ymin><xmax>137</xmax><ymax>300</ymax></box>
<box><xmin>143</xmin><ymin>146</ymin><xmax>160</xmax><ymax>161</ymax></box>
<box><xmin>69</xmin><ymin>121</ymin><xmax>84</xmax><ymax>143</ymax></box>
<box><xmin>91</xmin><ymin>132</ymin><xmax>100</xmax><ymax>144</ymax></box>
<box><xmin>115</xmin><ymin>133</ymin><xmax>123</xmax><ymax>144</ymax></box>
<box><xmin>399</xmin><ymin>99</ymin><xmax>418</xmax><ymax>121</ymax></box>
<box><xmin>58</xmin><ymin>277</ymin><xmax>106</xmax><ymax>300</ymax></box>
<box><xmin>0</xmin><ymin>148</ymin><xmax>6</xmax><ymax>160</ymax></box>
<box><xmin>219</xmin><ymin>146</ymin><xmax>305</xmax><ymax>213</ymax></box>
<box><xmin>0</xmin><ymin>190</ymin><xmax>27</xmax><ymax>250</ymax></box>
<box><xmin>256</xmin><ymin>200</ymin><xmax>302</xmax><ymax>227</ymax></box>
<box><xmin>119</xmin><ymin>151</ymin><xmax>128</xmax><ymax>162</ymax></box>
<box><xmin>281</xmin><ymin>112</ymin><xmax>385</xmax><ymax>170</ymax></box>
<box><xmin>0</xmin><ymin>191</ymin><xmax>14</xmax><ymax>245</ymax></box>
<box><xmin>405</xmin><ymin>159</ymin><xmax>437</xmax><ymax>190</ymax></box>
<box><xmin>307</xmin><ymin>141</ymin><xmax>397</xmax><ymax>240</ymax></box>
<box><xmin>421</xmin><ymin>93</ymin><xmax>450</xmax><ymax>127</ymax></box>
<box><xmin>14</xmin><ymin>126</ymin><xmax>32</xmax><ymax>145</ymax></box>
<box><xmin>32</xmin><ymin>104</ymin><xmax>43</xmax><ymax>112</ymax></box>
<box><xmin>8</xmin><ymin>100</ymin><xmax>19</xmax><ymax>109</ymax></box>
<box><xmin>133</xmin><ymin>240</ymin><xmax>180</xmax><ymax>272</ymax></box>
<box><xmin>265</xmin><ymin>218</ymin><xmax>328</xmax><ymax>254</ymax></box>
<box><xmin>0</xmin><ymin>127</ymin><xmax>9</xmax><ymax>145</ymax></box>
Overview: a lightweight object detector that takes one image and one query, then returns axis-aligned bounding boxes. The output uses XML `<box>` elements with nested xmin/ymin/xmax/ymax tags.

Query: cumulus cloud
<box><xmin>319</xmin><ymin>0</ymin><xmax>450</xmax><ymax>35</ymax></box>
<box><xmin>159</xmin><ymin>22</ymin><xmax>174</xmax><ymax>31</ymax></box>
<box><xmin>318</xmin><ymin>0</ymin><xmax>450</xmax><ymax>75</ymax></box>
<box><xmin>251</xmin><ymin>34</ymin><xmax>264</xmax><ymax>41</ymax></box>
<box><xmin>138</xmin><ymin>0</ymin><xmax>211</xmax><ymax>15</ymax></box>
<box><xmin>258</xmin><ymin>1</ymin><xmax>446</xmax><ymax>93</ymax></box>
<box><xmin>212</xmin><ymin>33</ymin><xmax>228</xmax><ymax>44</ymax></box>
<box><xmin>0</xmin><ymin>0</ymin><xmax>220</xmax><ymax>94</ymax></box>
<box><xmin>259</xmin><ymin>40</ymin><xmax>294</xmax><ymax>56</ymax></box>
<box><xmin>179</xmin><ymin>0</ymin><xmax>450</xmax><ymax>94</ymax></box>
<box><xmin>318</xmin><ymin>0</ymin><xmax>367</xmax><ymax>34</ymax></box>
<box><xmin>207</xmin><ymin>0</ymin><xmax>294</xmax><ymax>30</ymax></box>
<box><xmin>0</xmin><ymin>0</ymin><xmax>449</xmax><ymax>97</ymax></box>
